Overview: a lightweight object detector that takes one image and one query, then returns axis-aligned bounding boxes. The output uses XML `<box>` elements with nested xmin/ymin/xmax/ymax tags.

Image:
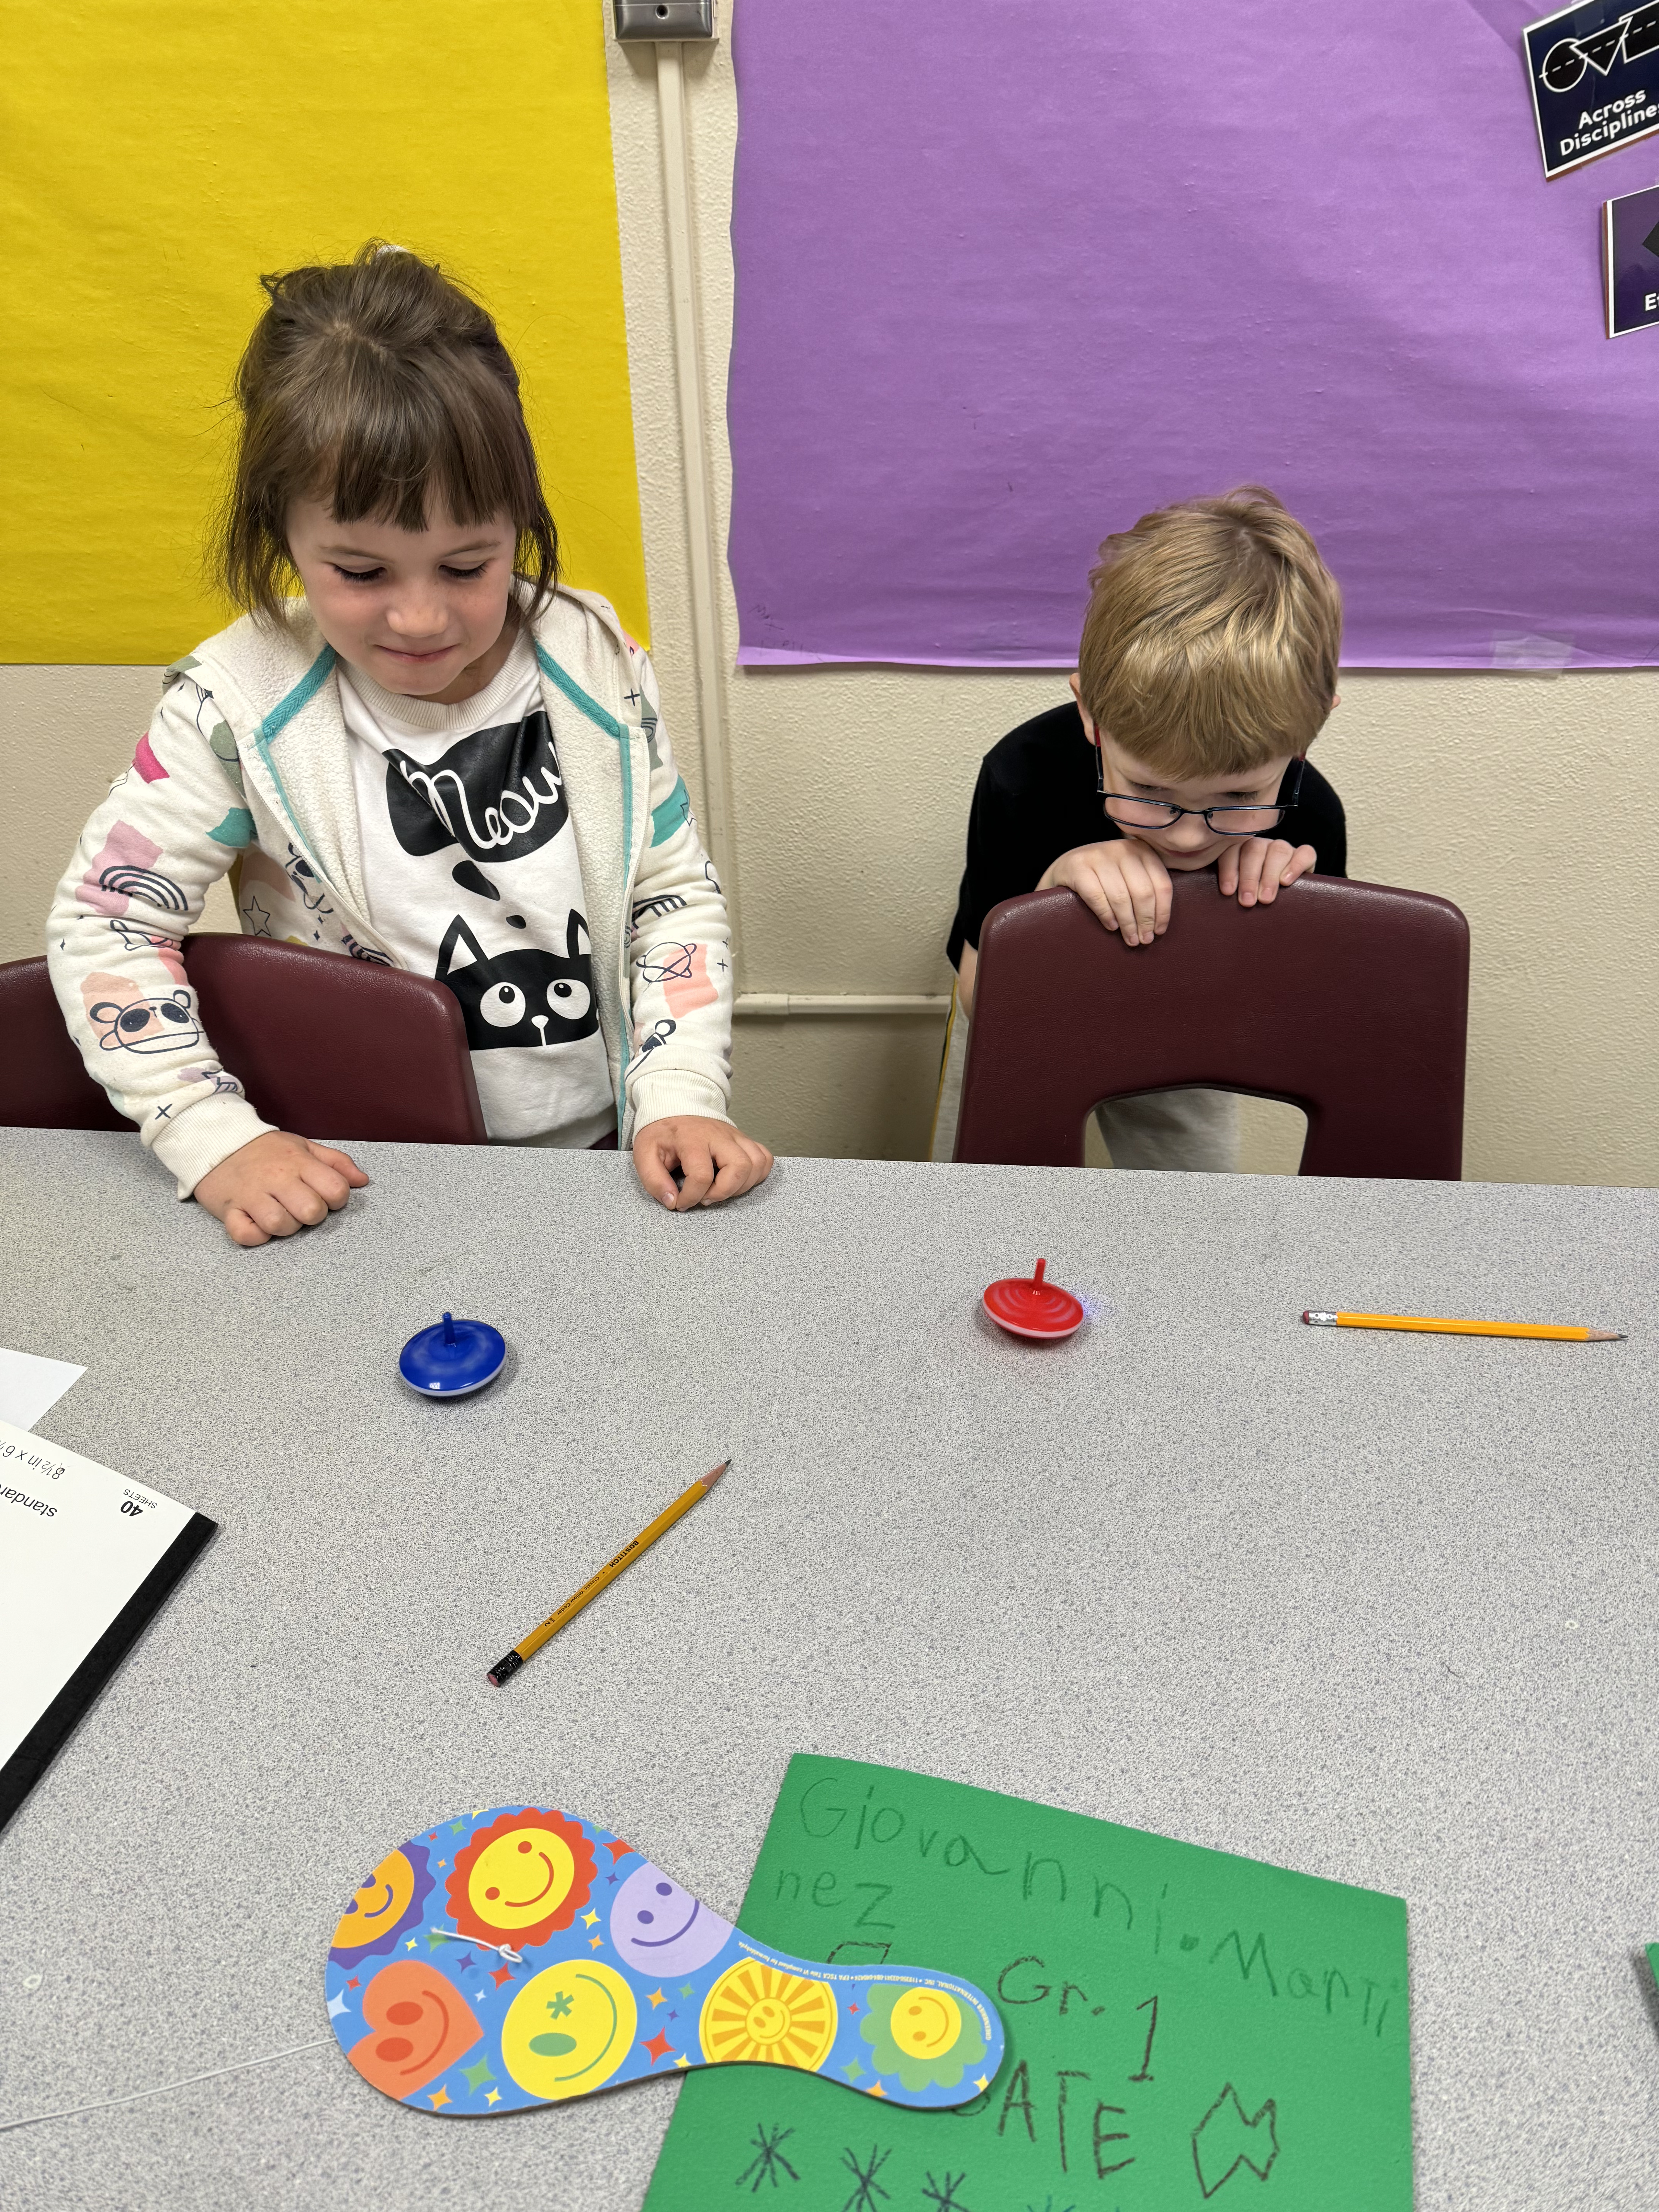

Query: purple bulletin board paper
<box><xmin>728</xmin><ymin>2</ymin><xmax>1659</xmax><ymax>670</ymax></box>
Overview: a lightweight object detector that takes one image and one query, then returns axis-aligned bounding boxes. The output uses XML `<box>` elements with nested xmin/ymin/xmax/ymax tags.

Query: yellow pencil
<box><xmin>487</xmin><ymin>1461</ymin><xmax>729</xmax><ymax>1685</ymax></box>
<box><xmin>1302</xmin><ymin>1310</ymin><xmax>1623</xmax><ymax>1342</ymax></box>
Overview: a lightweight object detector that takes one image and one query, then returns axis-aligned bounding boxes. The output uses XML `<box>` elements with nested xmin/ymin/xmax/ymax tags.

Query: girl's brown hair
<box><xmin>1076</xmin><ymin>487</ymin><xmax>1341</xmax><ymax>778</ymax></box>
<box><xmin>218</xmin><ymin>242</ymin><xmax>558</xmax><ymax>625</ymax></box>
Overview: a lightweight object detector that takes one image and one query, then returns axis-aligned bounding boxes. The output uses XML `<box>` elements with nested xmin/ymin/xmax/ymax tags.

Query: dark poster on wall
<box><xmin>1526</xmin><ymin>1</ymin><xmax>1659</xmax><ymax>175</ymax></box>
<box><xmin>1602</xmin><ymin>179</ymin><xmax>1659</xmax><ymax>330</ymax></box>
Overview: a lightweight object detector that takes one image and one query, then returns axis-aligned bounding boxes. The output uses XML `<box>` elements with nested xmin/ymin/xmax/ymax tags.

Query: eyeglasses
<box><xmin>1096</xmin><ymin>752</ymin><xmax>1305</xmax><ymax>836</ymax></box>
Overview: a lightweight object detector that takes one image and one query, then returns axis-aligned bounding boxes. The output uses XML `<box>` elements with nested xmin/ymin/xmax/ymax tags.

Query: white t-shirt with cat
<box><xmin>341</xmin><ymin>635</ymin><xmax>617</xmax><ymax>1147</ymax></box>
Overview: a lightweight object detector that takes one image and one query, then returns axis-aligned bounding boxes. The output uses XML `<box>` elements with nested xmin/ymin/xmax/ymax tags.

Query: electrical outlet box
<box><xmin>613</xmin><ymin>0</ymin><xmax>716</xmax><ymax>40</ymax></box>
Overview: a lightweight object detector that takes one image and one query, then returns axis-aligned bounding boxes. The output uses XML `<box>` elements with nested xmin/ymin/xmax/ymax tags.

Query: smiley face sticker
<box><xmin>446</xmin><ymin>1807</ymin><xmax>595</xmax><ymax>1949</ymax></box>
<box><xmin>610</xmin><ymin>1861</ymin><xmax>732</xmax><ymax>1976</ymax></box>
<box><xmin>858</xmin><ymin>1978</ymin><xmax>987</xmax><ymax>2092</ymax></box>
<box><xmin>699</xmin><ymin>1959</ymin><xmax>837</xmax><ymax>2073</ymax></box>
<box><xmin>330</xmin><ymin>1844</ymin><xmax>434</xmax><ymax>1966</ymax></box>
<box><xmin>500</xmin><ymin>1963</ymin><xmax>637</xmax><ymax>2100</ymax></box>
<box><xmin>898</xmin><ymin>1987</ymin><xmax>962</xmax><ymax>2060</ymax></box>
<box><xmin>347</xmin><ymin>1960</ymin><xmax>482</xmax><ymax>2096</ymax></box>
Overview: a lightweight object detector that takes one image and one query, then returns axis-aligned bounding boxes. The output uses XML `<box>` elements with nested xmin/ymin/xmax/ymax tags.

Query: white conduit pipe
<box><xmin>654</xmin><ymin>39</ymin><xmax>740</xmax><ymax>941</ymax></box>
<box><xmin>653</xmin><ymin>39</ymin><xmax>946</xmax><ymax>1034</ymax></box>
<box><xmin>734</xmin><ymin>994</ymin><xmax>950</xmax><ymax>1018</ymax></box>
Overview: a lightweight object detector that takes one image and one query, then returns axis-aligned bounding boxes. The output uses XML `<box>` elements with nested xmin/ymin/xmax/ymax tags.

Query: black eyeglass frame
<box><xmin>1094</xmin><ymin>749</ymin><xmax>1306</xmax><ymax>834</ymax></box>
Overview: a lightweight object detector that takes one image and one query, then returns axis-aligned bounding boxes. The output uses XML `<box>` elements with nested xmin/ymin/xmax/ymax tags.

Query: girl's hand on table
<box><xmin>194</xmin><ymin>1130</ymin><xmax>370</xmax><ymax>1246</ymax></box>
<box><xmin>633</xmin><ymin>1117</ymin><xmax>774</xmax><ymax>1209</ymax></box>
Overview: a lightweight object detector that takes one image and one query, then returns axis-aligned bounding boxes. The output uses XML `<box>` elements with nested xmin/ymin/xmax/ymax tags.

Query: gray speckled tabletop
<box><xmin>0</xmin><ymin>1130</ymin><xmax>1655</xmax><ymax>2209</ymax></box>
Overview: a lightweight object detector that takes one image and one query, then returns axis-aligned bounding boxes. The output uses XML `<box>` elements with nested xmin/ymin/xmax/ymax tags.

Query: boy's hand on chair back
<box><xmin>1041</xmin><ymin>834</ymin><xmax>1319</xmax><ymax>945</ymax></box>
<box><xmin>1039</xmin><ymin>838</ymin><xmax>1173</xmax><ymax>947</ymax></box>
<box><xmin>1216</xmin><ymin>838</ymin><xmax>1317</xmax><ymax>908</ymax></box>
<box><xmin>194</xmin><ymin>1130</ymin><xmax>370</xmax><ymax>1247</ymax></box>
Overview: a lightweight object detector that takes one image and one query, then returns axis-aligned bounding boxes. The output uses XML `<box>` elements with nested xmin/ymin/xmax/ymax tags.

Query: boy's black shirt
<box><xmin>947</xmin><ymin>701</ymin><xmax>1348</xmax><ymax>969</ymax></box>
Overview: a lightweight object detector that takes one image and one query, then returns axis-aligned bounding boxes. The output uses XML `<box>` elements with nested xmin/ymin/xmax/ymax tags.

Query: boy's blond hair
<box><xmin>1077</xmin><ymin>488</ymin><xmax>1341</xmax><ymax>779</ymax></box>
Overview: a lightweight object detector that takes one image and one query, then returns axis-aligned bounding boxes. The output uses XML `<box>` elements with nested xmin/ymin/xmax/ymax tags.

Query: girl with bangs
<box><xmin>48</xmin><ymin>244</ymin><xmax>771</xmax><ymax>1242</ymax></box>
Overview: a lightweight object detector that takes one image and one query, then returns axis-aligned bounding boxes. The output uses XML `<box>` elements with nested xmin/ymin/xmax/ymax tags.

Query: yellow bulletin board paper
<box><xmin>0</xmin><ymin>1</ymin><xmax>648</xmax><ymax>663</ymax></box>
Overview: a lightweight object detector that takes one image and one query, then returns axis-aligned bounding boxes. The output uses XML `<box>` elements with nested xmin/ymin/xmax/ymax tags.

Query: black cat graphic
<box><xmin>385</xmin><ymin>709</ymin><xmax>567</xmax><ymax>864</ymax></box>
<box><xmin>435</xmin><ymin>912</ymin><xmax>599</xmax><ymax>1053</ymax></box>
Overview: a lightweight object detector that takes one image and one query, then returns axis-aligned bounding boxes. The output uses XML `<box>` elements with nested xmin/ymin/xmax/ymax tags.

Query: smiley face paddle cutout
<box><xmin>325</xmin><ymin>1805</ymin><xmax>1004</xmax><ymax>2115</ymax></box>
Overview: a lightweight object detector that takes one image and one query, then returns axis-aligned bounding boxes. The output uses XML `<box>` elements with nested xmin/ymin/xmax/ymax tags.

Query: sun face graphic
<box><xmin>699</xmin><ymin>1959</ymin><xmax>837</xmax><ymax>2073</ymax></box>
<box><xmin>445</xmin><ymin>1807</ymin><xmax>596</xmax><ymax>1949</ymax></box>
<box><xmin>859</xmin><ymin>1980</ymin><xmax>986</xmax><ymax>2091</ymax></box>
<box><xmin>330</xmin><ymin>1842</ymin><xmax>435</xmax><ymax>1965</ymax></box>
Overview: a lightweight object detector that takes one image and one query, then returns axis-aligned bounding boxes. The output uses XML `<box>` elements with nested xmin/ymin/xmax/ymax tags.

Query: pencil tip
<box><xmin>706</xmin><ymin>1458</ymin><xmax>731</xmax><ymax>1485</ymax></box>
<box><xmin>1588</xmin><ymin>1330</ymin><xmax>1625</xmax><ymax>1341</ymax></box>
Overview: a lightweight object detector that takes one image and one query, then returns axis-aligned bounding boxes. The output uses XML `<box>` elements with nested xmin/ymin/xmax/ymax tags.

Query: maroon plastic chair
<box><xmin>955</xmin><ymin>873</ymin><xmax>1469</xmax><ymax>1178</ymax></box>
<box><xmin>0</xmin><ymin>935</ymin><xmax>486</xmax><ymax>1143</ymax></box>
<box><xmin>0</xmin><ymin>956</ymin><xmax>129</xmax><ymax>1131</ymax></box>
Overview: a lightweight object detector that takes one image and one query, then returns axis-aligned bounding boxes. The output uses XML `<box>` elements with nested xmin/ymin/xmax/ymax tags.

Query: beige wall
<box><xmin>4</xmin><ymin>2</ymin><xmax>1654</xmax><ymax>1187</ymax></box>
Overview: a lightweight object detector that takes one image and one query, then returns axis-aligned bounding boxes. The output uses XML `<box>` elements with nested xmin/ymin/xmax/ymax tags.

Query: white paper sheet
<box><xmin>0</xmin><ymin>1347</ymin><xmax>85</xmax><ymax>1432</ymax></box>
<box><xmin>0</xmin><ymin>1418</ymin><xmax>198</xmax><ymax>1773</ymax></box>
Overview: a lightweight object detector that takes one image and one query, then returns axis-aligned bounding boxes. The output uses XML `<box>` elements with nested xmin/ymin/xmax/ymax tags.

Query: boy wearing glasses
<box><xmin>934</xmin><ymin>486</ymin><xmax>1345</xmax><ymax>1171</ymax></box>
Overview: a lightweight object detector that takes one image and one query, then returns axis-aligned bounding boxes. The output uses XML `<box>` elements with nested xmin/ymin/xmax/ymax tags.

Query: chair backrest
<box><xmin>0</xmin><ymin>956</ymin><xmax>132</xmax><ymax>1130</ymax></box>
<box><xmin>955</xmin><ymin>873</ymin><xmax>1469</xmax><ymax>1178</ymax></box>
<box><xmin>2</xmin><ymin>935</ymin><xmax>487</xmax><ymax>1144</ymax></box>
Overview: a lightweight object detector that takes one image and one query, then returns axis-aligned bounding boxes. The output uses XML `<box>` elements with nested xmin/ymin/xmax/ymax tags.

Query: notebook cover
<box><xmin>0</xmin><ymin>1509</ymin><xmax>216</xmax><ymax>1833</ymax></box>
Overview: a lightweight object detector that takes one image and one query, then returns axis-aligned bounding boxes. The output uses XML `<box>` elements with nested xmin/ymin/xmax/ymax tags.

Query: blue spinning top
<box><xmin>398</xmin><ymin>1311</ymin><xmax>506</xmax><ymax>1397</ymax></box>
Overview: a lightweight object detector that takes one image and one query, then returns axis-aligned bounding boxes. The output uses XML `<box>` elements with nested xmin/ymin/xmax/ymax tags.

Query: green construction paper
<box><xmin>1647</xmin><ymin>1942</ymin><xmax>1659</xmax><ymax>1992</ymax></box>
<box><xmin>646</xmin><ymin>1756</ymin><xmax>1412</xmax><ymax>2208</ymax></box>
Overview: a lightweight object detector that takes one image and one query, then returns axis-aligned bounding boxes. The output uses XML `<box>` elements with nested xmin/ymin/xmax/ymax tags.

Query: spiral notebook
<box><xmin>0</xmin><ymin>1417</ymin><xmax>215</xmax><ymax>1832</ymax></box>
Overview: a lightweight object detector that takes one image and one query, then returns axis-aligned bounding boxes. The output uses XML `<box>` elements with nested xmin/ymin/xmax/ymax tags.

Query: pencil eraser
<box><xmin>487</xmin><ymin>1650</ymin><xmax>523</xmax><ymax>1688</ymax></box>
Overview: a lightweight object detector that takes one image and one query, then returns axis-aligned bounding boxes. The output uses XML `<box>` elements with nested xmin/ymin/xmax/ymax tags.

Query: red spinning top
<box><xmin>982</xmin><ymin>1257</ymin><xmax>1085</xmax><ymax>1340</ymax></box>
